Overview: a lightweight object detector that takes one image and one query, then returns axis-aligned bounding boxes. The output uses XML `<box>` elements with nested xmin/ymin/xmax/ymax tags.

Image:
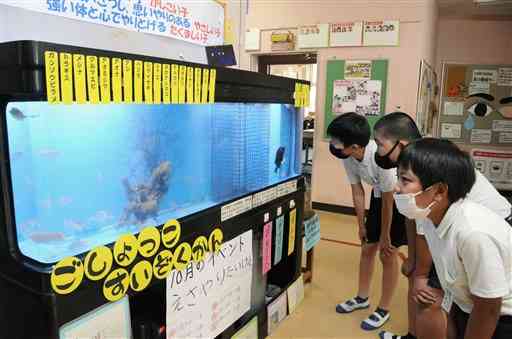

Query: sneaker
<box><xmin>335</xmin><ymin>297</ymin><xmax>369</xmax><ymax>314</ymax></box>
<box><xmin>379</xmin><ymin>331</ymin><xmax>409</xmax><ymax>339</ymax></box>
<box><xmin>361</xmin><ymin>309</ymin><xmax>390</xmax><ymax>331</ymax></box>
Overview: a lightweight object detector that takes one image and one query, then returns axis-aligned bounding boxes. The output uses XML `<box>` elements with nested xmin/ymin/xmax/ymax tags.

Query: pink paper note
<box><xmin>262</xmin><ymin>222</ymin><xmax>272</xmax><ymax>274</ymax></box>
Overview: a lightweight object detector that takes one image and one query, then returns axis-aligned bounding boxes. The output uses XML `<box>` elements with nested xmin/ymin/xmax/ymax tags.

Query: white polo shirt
<box><xmin>420</xmin><ymin>199</ymin><xmax>512</xmax><ymax>315</ymax></box>
<box><xmin>342</xmin><ymin>140</ymin><xmax>397</xmax><ymax>198</ymax></box>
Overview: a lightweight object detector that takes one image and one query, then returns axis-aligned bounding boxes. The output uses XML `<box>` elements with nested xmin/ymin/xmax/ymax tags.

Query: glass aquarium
<box><xmin>5</xmin><ymin>102</ymin><xmax>301</xmax><ymax>263</ymax></box>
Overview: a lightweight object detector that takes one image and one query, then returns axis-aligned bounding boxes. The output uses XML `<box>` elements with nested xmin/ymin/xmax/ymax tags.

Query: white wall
<box><xmin>0</xmin><ymin>4</ymin><xmax>208</xmax><ymax>64</ymax></box>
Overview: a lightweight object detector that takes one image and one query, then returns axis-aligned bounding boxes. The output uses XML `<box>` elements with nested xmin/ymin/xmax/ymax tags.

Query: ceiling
<box><xmin>438</xmin><ymin>0</ymin><xmax>512</xmax><ymax>18</ymax></box>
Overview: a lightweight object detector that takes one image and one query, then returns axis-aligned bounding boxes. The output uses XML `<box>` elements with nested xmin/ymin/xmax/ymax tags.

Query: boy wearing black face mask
<box><xmin>373</xmin><ymin>112</ymin><xmax>512</xmax><ymax>339</ymax></box>
<box><xmin>327</xmin><ymin>113</ymin><xmax>406</xmax><ymax>331</ymax></box>
<box><xmin>395</xmin><ymin>138</ymin><xmax>512</xmax><ymax>339</ymax></box>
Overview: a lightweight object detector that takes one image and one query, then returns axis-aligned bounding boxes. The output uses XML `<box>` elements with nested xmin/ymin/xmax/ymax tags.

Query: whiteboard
<box><xmin>0</xmin><ymin>4</ymin><xmax>208</xmax><ymax>64</ymax></box>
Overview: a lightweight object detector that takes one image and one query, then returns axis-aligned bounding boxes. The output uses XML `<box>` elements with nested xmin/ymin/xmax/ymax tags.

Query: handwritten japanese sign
<box><xmin>0</xmin><ymin>0</ymin><xmax>224</xmax><ymax>46</ymax></box>
<box><xmin>262</xmin><ymin>222</ymin><xmax>272</xmax><ymax>275</ymax></box>
<box><xmin>166</xmin><ymin>230</ymin><xmax>253</xmax><ymax>339</ymax></box>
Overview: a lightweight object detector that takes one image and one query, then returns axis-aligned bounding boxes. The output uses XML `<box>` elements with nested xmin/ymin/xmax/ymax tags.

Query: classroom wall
<box><xmin>240</xmin><ymin>0</ymin><xmax>439</xmax><ymax>208</ymax></box>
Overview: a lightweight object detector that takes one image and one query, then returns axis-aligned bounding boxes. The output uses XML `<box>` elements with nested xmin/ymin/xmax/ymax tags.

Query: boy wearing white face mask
<box><xmin>395</xmin><ymin>138</ymin><xmax>512</xmax><ymax>339</ymax></box>
<box><xmin>327</xmin><ymin>113</ymin><xmax>407</xmax><ymax>331</ymax></box>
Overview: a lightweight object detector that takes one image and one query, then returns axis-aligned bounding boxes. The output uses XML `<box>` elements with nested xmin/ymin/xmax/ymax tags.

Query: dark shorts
<box><xmin>427</xmin><ymin>264</ymin><xmax>443</xmax><ymax>290</ymax></box>
<box><xmin>365</xmin><ymin>191</ymin><xmax>407</xmax><ymax>248</ymax></box>
<box><xmin>453</xmin><ymin>302</ymin><xmax>512</xmax><ymax>339</ymax></box>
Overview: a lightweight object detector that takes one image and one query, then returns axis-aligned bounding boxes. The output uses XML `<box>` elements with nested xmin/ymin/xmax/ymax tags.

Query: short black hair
<box><xmin>397</xmin><ymin>138</ymin><xmax>475</xmax><ymax>203</ymax></box>
<box><xmin>326</xmin><ymin>112</ymin><xmax>370</xmax><ymax>147</ymax></box>
<box><xmin>374</xmin><ymin>112</ymin><xmax>422</xmax><ymax>142</ymax></box>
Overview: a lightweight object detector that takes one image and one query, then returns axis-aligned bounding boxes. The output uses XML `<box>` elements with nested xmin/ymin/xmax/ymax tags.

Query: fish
<box><xmin>9</xmin><ymin>107</ymin><xmax>39</xmax><ymax>120</ymax></box>
<box><xmin>58</xmin><ymin>196</ymin><xmax>73</xmax><ymax>207</ymax></box>
<box><xmin>64</xmin><ymin>219</ymin><xmax>84</xmax><ymax>231</ymax></box>
<box><xmin>29</xmin><ymin>232</ymin><xmax>65</xmax><ymax>243</ymax></box>
<box><xmin>38</xmin><ymin>149</ymin><xmax>61</xmax><ymax>158</ymax></box>
<box><xmin>274</xmin><ymin>146</ymin><xmax>286</xmax><ymax>173</ymax></box>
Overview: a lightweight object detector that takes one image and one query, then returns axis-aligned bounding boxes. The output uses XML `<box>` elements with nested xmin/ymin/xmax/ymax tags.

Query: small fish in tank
<box><xmin>9</xmin><ymin>107</ymin><xmax>39</xmax><ymax>120</ymax></box>
<box><xmin>274</xmin><ymin>146</ymin><xmax>286</xmax><ymax>173</ymax></box>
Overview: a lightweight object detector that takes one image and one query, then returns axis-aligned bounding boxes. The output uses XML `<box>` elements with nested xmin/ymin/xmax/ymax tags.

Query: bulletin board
<box><xmin>438</xmin><ymin>63</ymin><xmax>512</xmax><ymax>146</ymax></box>
<box><xmin>323</xmin><ymin>59</ymin><xmax>389</xmax><ymax>138</ymax></box>
<box><xmin>416</xmin><ymin>60</ymin><xmax>438</xmax><ymax>137</ymax></box>
<box><xmin>438</xmin><ymin>63</ymin><xmax>512</xmax><ymax>190</ymax></box>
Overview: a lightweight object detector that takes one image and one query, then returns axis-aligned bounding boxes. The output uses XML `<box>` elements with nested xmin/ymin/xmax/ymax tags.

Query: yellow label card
<box><xmin>73</xmin><ymin>54</ymin><xmax>87</xmax><ymax>104</ymax></box>
<box><xmin>86</xmin><ymin>55</ymin><xmax>100</xmax><ymax>104</ymax></box>
<box><xmin>201</xmin><ymin>69</ymin><xmax>209</xmax><ymax>104</ymax></box>
<box><xmin>45</xmin><ymin>51</ymin><xmax>60</xmax><ymax>103</ymax></box>
<box><xmin>194</xmin><ymin>68</ymin><xmax>202</xmax><ymax>104</ymax></box>
<box><xmin>144</xmin><ymin>62</ymin><xmax>153</xmax><ymax>104</ymax></box>
<box><xmin>134</xmin><ymin>60</ymin><xmax>143</xmax><ymax>103</ymax></box>
<box><xmin>208</xmin><ymin>69</ymin><xmax>216</xmax><ymax>103</ymax></box>
<box><xmin>59</xmin><ymin>53</ymin><xmax>73</xmax><ymax>104</ymax></box>
<box><xmin>186</xmin><ymin>66</ymin><xmax>194</xmax><ymax>103</ymax></box>
<box><xmin>112</xmin><ymin>58</ymin><xmax>122</xmax><ymax>103</ymax></box>
<box><xmin>153</xmin><ymin>63</ymin><xmax>162</xmax><ymax>104</ymax></box>
<box><xmin>178</xmin><ymin>65</ymin><xmax>187</xmax><ymax>104</ymax></box>
<box><xmin>171</xmin><ymin>64</ymin><xmax>179</xmax><ymax>104</ymax></box>
<box><xmin>162</xmin><ymin>64</ymin><xmax>171</xmax><ymax>104</ymax></box>
<box><xmin>99</xmin><ymin>57</ymin><xmax>111</xmax><ymax>103</ymax></box>
<box><xmin>123</xmin><ymin>59</ymin><xmax>133</xmax><ymax>103</ymax></box>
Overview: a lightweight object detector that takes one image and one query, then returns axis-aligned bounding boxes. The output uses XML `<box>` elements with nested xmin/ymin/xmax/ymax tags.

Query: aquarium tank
<box><xmin>5</xmin><ymin>102</ymin><xmax>301</xmax><ymax>264</ymax></box>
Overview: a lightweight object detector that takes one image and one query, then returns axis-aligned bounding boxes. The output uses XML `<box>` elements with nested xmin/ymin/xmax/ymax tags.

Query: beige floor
<box><xmin>270</xmin><ymin>211</ymin><xmax>409</xmax><ymax>339</ymax></box>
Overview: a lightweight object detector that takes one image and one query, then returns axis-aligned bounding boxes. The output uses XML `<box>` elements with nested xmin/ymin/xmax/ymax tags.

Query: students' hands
<box><xmin>358</xmin><ymin>226</ymin><xmax>367</xmax><ymax>244</ymax></box>
<box><xmin>379</xmin><ymin>233</ymin><xmax>395</xmax><ymax>257</ymax></box>
<box><xmin>401</xmin><ymin>257</ymin><xmax>415</xmax><ymax>277</ymax></box>
<box><xmin>413</xmin><ymin>276</ymin><xmax>438</xmax><ymax>307</ymax></box>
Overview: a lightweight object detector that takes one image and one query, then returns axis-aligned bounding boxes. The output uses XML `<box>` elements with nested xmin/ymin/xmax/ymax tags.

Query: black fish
<box><xmin>9</xmin><ymin>107</ymin><xmax>39</xmax><ymax>120</ymax></box>
<box><xmin>274</xmin><ymin>146</ymin><xmax>285</xmax><ymax>173</ymax></box>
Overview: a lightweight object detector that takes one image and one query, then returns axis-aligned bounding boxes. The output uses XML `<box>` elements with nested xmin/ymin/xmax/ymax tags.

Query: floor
<box><xmin>270</xmin><ymin>210</ymin><xmax>409</xmax><ymax>339</ymax></box>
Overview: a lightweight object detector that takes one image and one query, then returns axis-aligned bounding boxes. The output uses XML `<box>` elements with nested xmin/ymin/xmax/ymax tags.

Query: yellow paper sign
<box><xmin>144</xmin><ymin>61</ymin><xmax>153</xmax><ymax>104</ymax></box>
<box><xmin>162</xmin><ymin>64</ymin><xmax>171</xmax><ymax>104</ymax></box>
<box><xmin>208</xmin><ymin>69</ymin><xmax>217</xmax><ymax>103</ymax></box>
<box><xmin>171</xmin><ymin>64</ymin><xmax>179</xmax><ymax>104</ymax></box>
<box><xmin>208</xmin><ymin>228</ymin><xmax>223</xmax><ymax>253</ymax></box>
<box><xmin>84</xmin><ymin>246</ymin><xmax>113</xmax><ymax>281</ymax></box>
<box><xmin>153</xmin><ymin>249</ymin><xmax>173</xmax><ymax>279</ymax></box>
<box><xmin>294</xmin><ymin>83</ymin><xmax>300</xmax><ymax>107</ymax></box>
<box><xmin>186</xmin><ymin>66</ymin><xmax>194</xmax><ymax>103</ymax></box>
<box><xmin>192</xmin><ymin>236</ymin><xmax>208</xmax><ymax>262</ymax></box>
<box><xmin>161</xmin><ymin>219</ymin><xmax>181</xmax><ymax>249</ymax></box>
<box><xmin>134</xmin><ymin>60</ymin><xmax>143</xmax><ymax>103</ymax></box>
<box><xmin>201</xmin><ymin>69</ymin><xmax>209</xmax><ymax>104</ymax></box>
<box><xmin>172</xmin><ymin>242</ymin><xmax>192</xmax><ymax>271</ymax></box>
<box><xmin>288</xmin><ymin>209</ymin><xmax>297</xmax><ymax>255</ymax></box>
<box><xmin>59</xmin><ymin>53</ymin><xmax>73</xmax><ymax>104</ymax></box>
<box><xmin>103</xmin><ymin>268</ymin><xmax>130</xmax><ymax>302</ymax></box>
<box><xmin>73</xmin><ymin>54</ymin><xmax>87</xmax><ymax>104</ymax></box>
<box><xmin>44</xmin><ymin>51</ymin><xmax>60</xmax><ymax>103</ymax></box>
<box><xmin>194</xmin><ymin>68</ymin><xmax>202</xmax><ymax>104</ymax></box>
<box><xmin>153</xmin><ymin>63</ymin><xmax>162</xmax><ymax>104</ymax></box>
<box><xmin>130</xmin><ymin>260</ymin><xmax>153</xmax><ymax>292</ymax></box>
<box><xmin>99</xmin><ymin>57</ymin><xmax>111</xmax><ymax>103</ymax></box>
<box><xmin>138</xmin><ymin>226</ymin><xmax>161</xmax><ymax>258</ymax></box>
<box><xmin>123</xmin><ymin>59</ymin><xmax>133</xmax><ymax>103</ymax></box>
<box><xmin>112</xmin><ymin>58</ymin><xmax>122</xmax><ymax>103</ymax></box>
<box><xmin>178</xmin><ymin>65</ymin><xmax>187</xmax><ymax>103</ymax></box>
<box><xmin>304</xmin><ymin>85</ymin><xmax>310</xmax><ymax>107</ymax></box>
<box><xmin>51</xmin><ymin>256</ymin><xmax>84</xmax><ymax>295</ymax></box>
<box><xmin>114</xmin><ymin>233</ymin><xmax>139</xmax><ymax>267</ymax></box>
<box><xmin>86</xmin><ymin>55</ymin><xmax>100</xmax><ymax>104</ymax></box>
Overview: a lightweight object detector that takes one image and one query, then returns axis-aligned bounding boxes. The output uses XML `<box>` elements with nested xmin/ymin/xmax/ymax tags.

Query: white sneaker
<box><xmin>361</xmin><ymin>309</ymin><xmax>390</xmax><ymax>330</ymax></box>
<box><xmin>335</xmin><ymin>297</ymin><xmax>369</xmax><ymax>313</ymax></box>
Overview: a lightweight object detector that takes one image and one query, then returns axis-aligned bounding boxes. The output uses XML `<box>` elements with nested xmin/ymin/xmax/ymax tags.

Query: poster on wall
<box><xmin>0</xmin><ymin>0</ymin><xmax>224</xmax><ymax>46</ymax></box>
<box><xmin>59</xmin><ymin>297</ymin><xmax>132</xmax><ymax>339</ymax></box>
<box><xmin>329</xmin><ymin>21</ymin><xmax>363</xmax><ymax>47</ymax></box>
<box><xmin>166</xmin><ymin>230</ymin><xmax>253</xmax><ymax>339</ymax></box>
<box><xmin>345</xmin><ymin>60</ymin><xmax>372</xmax><ymax>80</ymax></box>
<box><xmin>363</xmin><ymin>20</ymin><xmax>400</xmax><ymax>46</ymax></box>
<box><xmin>416</xmin><ymin>60</ymin><xmax>438</xmax><ymax>136</ymax></box>
<box><xmin>332</xmin><ymin>79</ymin><xmax>382</xmax><ymax>116</ymax></box>
<box><xmin>297</xmin><ymin>24</ymin><xmax>330</xmax><ymax>49</ymax></box>
<box><xmin>472</xmin><ymin>149</ymin><xmax>512</xmax><ymax>190</ymax></box>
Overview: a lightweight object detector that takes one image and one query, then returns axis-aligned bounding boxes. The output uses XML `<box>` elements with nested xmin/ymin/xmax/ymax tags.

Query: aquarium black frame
<box><xmin>0</xmin><ymin>40</ymin><xmax>309</xmax><ymax>339</ymax></box>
